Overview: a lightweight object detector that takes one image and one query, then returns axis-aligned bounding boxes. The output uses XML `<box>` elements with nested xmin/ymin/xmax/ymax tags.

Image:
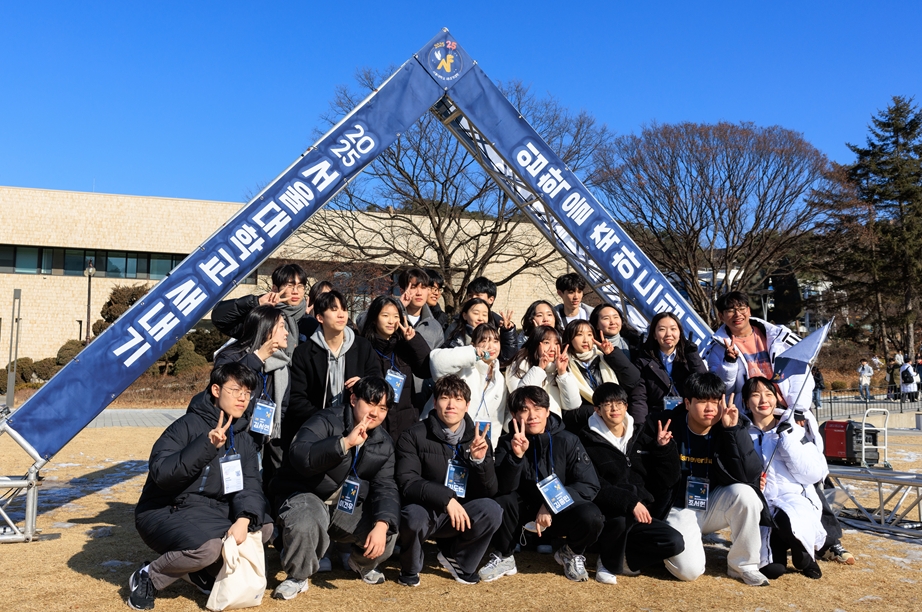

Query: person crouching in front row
<box><xmin>577</xmin><ymin>382</ymin><xmax>685</xmax><ymax>584</ymax></box>
<box><xmin>395</xmin><ymin>374</ymin><xmax>501</xmax><ymax>586</ymax></box>
<box><xmin>481</xmin><ymin>385</ymin><xmax>604</xmax><ymax>583</ymax></box>
<box><xmin>269</xmin><ymin>376</ymin><xmax>400</xmax><ymax>600</ymax></box>
<box><xmin>129</xmin><ymin>363</ymin><xmax>272</xmax><ymax>610</ymax></box>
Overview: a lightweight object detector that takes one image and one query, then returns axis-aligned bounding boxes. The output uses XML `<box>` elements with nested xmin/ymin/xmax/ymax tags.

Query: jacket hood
<box><xmin>187</xmin><ymin>389</ymin><xmax>250</xmax><ymax>433</ymax></box>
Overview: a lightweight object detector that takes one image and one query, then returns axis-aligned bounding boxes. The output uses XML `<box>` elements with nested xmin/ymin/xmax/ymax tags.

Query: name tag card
<box><xmin>249</xmin><ymin>400</ymin><xmax>276</xmax><ymax>436</ymax></box>
<box><xmin>474</xmin><ymin>420</ymin><xmax>491</xmax><ymax>436</ymax></box>
<box><xmin>685</xmin><ymin>476</ymin><xmax>709</xmax><ymax>511</ymax></box>
<box><xmin>220</xmin><ymin>454</ymin><xmax>244</xmax><ymax>495</ymax></box>
<box><xmin>337</xmin><ymin>477</ymin><xmax>361</xmax><ymax>515</ymax></box>
<box><xmin>664</xmin><ymin>396</ymin><xmax>682</xmax><ymax>411</ymax></box>
<box><xmin>537</xmin><ymin>474</ymin><xmax>574</xmax><ymax>514</ymax></box>
<box><xmin>444</xmin><ymin>460</ymin><xmax>469</xmax><ymax>498</ymax></box>
<box><xmin>385</xmin><ymin>368</ymin><xmax>407</xmax><ymax>401</ymax></box>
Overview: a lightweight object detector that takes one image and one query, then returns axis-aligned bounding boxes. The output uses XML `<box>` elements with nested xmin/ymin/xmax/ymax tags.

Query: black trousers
<box><xmin>492</xmin><ymin>492</ymin><xmax>603</xmax><ymax>557</ymax></box>
<box><xmin>597</xmin><ymin>515</ymin><xmax>684</xmax><ymax>573</ymax></box>
<box><xmin>770</xmin><ymin>509</ymin><xmax>812</xmax><ymax>570</ymax></box>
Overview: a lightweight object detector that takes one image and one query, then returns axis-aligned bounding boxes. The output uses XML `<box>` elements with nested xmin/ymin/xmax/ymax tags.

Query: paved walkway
<box><xmin>86</xmin><ymin>408</ymin><xmax>185</xmax><ymax>428</ymax></box>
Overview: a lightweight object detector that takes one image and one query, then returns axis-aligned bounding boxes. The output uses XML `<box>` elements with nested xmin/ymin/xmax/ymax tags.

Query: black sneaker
<box><xmin>397</xmin><ymin>572</ymin><xmax>420</xmax><ymax>587</ymax></box>
<box><xmin>127</xmin><ymin>567</ymin><xmax>156</xmax><ymax>610</ymax></box>
<box><xmin>437</xmin><ymin>551</ymin><xmax>480</xmax><ymax>585</ymax></box>
<box><xmin>181</xmin><ymin>569</ymin><xmax>214</xmax><ymax>594</ymax></box>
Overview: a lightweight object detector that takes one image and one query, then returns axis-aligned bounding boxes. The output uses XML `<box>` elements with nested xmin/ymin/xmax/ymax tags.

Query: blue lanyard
<box><xmin>260</xmin><ymin>373</ymin><xmax>269</xmax><ymax>401</ymax></box>
<box><xmin>349</xmin><ymin>445</ymin><xmax>362</xmax><ymax>478</ymax></box>
<box><xmin>445</xmin><ymin>442</ymin><xmax>461</xmax><ymax>461</ymax></box>
<box><xmin>374</xmin><ymin>348</ymin><xmax>396</xmax><ymax>370</ymax></box>
<box><xmin>683</xmin><ymin>419</ymin><xmax>710</xmax><ymax>478</ymax></box>
<box><xmin>225</xmin><ymin>420</ymin><xmax>236</xmax><ymax>456</ymax></box>
<box><xmin>581</xmin><ymin>361</ymin><xmax>599</xmax><ymax>389</ymax></box>
<box><xmin>531</xmin><ymin>433</ymin><xmax>555</xmax><ymax>481</ymax></box>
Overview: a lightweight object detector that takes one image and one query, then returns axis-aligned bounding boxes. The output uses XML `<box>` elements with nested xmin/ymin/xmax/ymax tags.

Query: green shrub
<box><xmin>173</xmin><ymin>350</ymin><xmax>208</xmax><ymax>374</ymax></box>
<box><xmin>187</xmin><ymin>327</ymin><xmax>230</xmax><ymax>362</ymax></box>
<box><xmin>6</xmin><ymin>357</ymin><xmax>34</xmax><ymax>383</ymax></box>
<box><xmin>32</xmin><ymin>358</ymin><xmax>58</xmax><ymax>382</ymax></box>
<box><xmin>56</xmin><ymin>339</ymin><xmax>86</xmax><ymax>365</ymax></box>
<box><xmin>831</xmin><ymin>380</ymin><xmax>848</xmax><ymax>391</ymax></box>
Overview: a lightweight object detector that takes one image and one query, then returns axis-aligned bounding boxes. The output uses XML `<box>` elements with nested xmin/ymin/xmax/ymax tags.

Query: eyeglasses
<box><xmin>598</xmin><ymin>402</ymin><xmax>627</xmax><ymax>411</ymax></box>
<box><xmin>722</xmin><ymin>306</ymin><xmax>750</xmax><ymax>316</ymax></box>
<box><xmin>281</xmin><ymin>283</ymin><xmax>306</xmax><ymax>291</ymax></box>
<box><xmin>429</xmin><ymin>285</ymin><xmax>442</xmax><ymax>293</ymax></box>
<box><xmin>222</xmin><ymin>386</ymin><xmax>251</xmax><ymax>399</ymax></box>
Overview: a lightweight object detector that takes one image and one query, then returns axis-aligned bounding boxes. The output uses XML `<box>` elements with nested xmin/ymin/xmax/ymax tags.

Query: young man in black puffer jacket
<box><xmin>129</xmin><ymin>363</ymin><xmax>272</xmax><ymax>611</ymax></box>
<box><xmin>395</xmin><ymin>374</ymin><xmax>501</xmax><ymax>587</ymax></box>
<box><xmin>270</xmin><ymin>377</ymin><xmax>400</xmax><ymax>600</ymax></box>
<box><xmin>481</xmin><ymin>385</ymin><xmax>603</xmax><ymax>584</ymax></box>
<box><xmin>578</xmin><ymin>383</ymin><xmax>684</xmax><ymax>584</ymax></box>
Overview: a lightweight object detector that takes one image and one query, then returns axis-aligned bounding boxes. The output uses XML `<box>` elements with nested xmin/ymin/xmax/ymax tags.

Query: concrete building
<box><xmin>1</xmin><ymin>186</ymin><xmax>566</xmax><ymax>360</ymax></box>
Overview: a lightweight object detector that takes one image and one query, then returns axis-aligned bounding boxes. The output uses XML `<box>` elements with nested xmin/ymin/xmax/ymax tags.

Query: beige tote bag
<box><xmin>206</xmin><ymin>533</ymin><xmax>267</xmax><ymax>611</ymax></box>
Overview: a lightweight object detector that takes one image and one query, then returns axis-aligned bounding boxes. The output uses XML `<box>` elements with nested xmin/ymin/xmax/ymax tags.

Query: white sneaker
<box><xmin>271</xmin><ymin>578</ymin><xmax>309</xmax><ymax>600</ymax></box>
<box><xmin>728</xmin><ymin>567</ymin><xmax>770</xmax><ymax>587</ymax></box>
<box><xmin>595</xmin><ymin>559</ymin><xmax>618</xmax><ymax>585</ymax></box>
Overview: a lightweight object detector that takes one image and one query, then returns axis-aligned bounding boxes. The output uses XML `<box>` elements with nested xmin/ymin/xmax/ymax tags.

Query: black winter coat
<box><xmin>578</xmin><ymin>419</ymin><xmax>679</xmax><ymax>520</ymax></box>
<box><xmin>637</xmin><ymin>405</ymin><xmax>767</xmax><ymax>521</ymax></box>
<box><xmin>396</xmin><ymin>412</ymin><xmax>498</xmax><ymax>511</ymax></box>
<box><xmin>135</xmin><ymin>391</ymin><xmax>270</xmax><ymax>528</ymax></box>
<box><xmin>271</xmin><ymin>404</ymin><xmax>400</xmax><ymax>532</ymax></box>
<box><xmin>494</xmin><ymin>413</ymin><xmax>600</xmax><ymax>507</ymax></box>
<box><xmin>629</xmin><ymin>343</ymin><xmax>708</xmax><ymax>423</ymax></box>
<box><xmin>286</xmin><ymin>336</ymin><xmax>382</xmax><ymax>453</ymax></box>
<box><xmin>366</xmin><ymin>332</ymin><xmax>432</xmax><ymax>443</ymax></box>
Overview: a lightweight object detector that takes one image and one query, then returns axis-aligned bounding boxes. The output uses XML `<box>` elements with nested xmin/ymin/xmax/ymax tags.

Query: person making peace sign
<box><xmin>129</xmin><ymin>363</ymin><xmax>272</xmax><ymax>611</ymax></box>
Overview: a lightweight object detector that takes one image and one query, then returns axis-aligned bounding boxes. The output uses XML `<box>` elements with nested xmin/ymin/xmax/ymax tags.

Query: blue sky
<box><xmin>1</xmin><ymin>1</ymin><xmax>919</xmax><ymax>203</ymax></box>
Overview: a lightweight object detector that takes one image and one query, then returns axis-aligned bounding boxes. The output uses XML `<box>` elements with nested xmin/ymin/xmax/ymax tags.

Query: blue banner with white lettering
<box><xmin>441</xmin><ymin>65</ymin><xmax>713</xmax><ymax>346</ymax></box>
<box><xmin>8</xmin><ymin>47</ymin><xmax>452</xmax><ymax>460</ymax></box>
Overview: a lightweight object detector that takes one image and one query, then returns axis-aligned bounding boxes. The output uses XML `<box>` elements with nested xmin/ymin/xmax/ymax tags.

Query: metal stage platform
<box><xmin>827</xmin><ymin>465</ymin><xmax>922</xmax><ymax>538</ymax></box>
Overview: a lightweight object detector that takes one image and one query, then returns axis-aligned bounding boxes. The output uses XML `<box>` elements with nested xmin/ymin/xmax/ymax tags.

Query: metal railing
<box><xmin>812</xmin><ymin>385</ymin><xmax>922</xmax><ymax>422</ymax></box>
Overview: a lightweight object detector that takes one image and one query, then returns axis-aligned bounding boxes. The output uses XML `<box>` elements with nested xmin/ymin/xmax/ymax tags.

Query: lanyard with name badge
<box><xmin>533</xmin><ymin>434</ymin><xmax>574</xmax><ymax>514</ymax></box>
<box><xmin>444</xmin><ymin>443</ymin><xmax>469</xmax><ymax>498</ymax></box>
<box><xmin>376</xmin><ymin>349</ymin><xmax>407</xmax><ymax>401</ymax></box>
<box><xmin>662</xmin><ymin>355</ymin><xmax>682</xmax><ymax>412</ymax></box>
<box><xmin>249</xmin><ymin>373</ymin><xmax>277</xmax><ymax>436</ymax></box>
<box><xmin>337</xmin><ymin>445</ymin><xmax>363</xmax><ymax>515</ymax></box>
<box><xmin>473</xmin><ymin>386</ymin><xmax>492</xmax><ymax>436</ymax></box>
<box><xmin>682</xmin><ymin>420</ymin><xmax>710</xmax><ymax>511</ymax></box>
<box><xmin>220</xmin><ymin>423</ymin><xmax>244</xmax><ymax>495</ymax></box>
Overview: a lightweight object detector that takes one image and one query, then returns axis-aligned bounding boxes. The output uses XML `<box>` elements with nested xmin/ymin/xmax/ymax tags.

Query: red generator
<box><xmin>819</xmin><ymin>420</ymin><xmax>879</xmax><ymax>466</ymax></box>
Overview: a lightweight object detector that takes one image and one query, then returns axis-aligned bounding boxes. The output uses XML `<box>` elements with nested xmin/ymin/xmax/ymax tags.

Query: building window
<box><xmin>149</xmin><ymin>254</ymin><xmax>173</xmax><ymax>280</ymax></box>
<box><xmin>106</xmin><ymin>251</ymin><xmax>127</xmax><ymax>278</ymax></box>
<box><xmin>0</xmin><ymin>245</ymin><xmax>14</xmax><ymax>273</ymax></box>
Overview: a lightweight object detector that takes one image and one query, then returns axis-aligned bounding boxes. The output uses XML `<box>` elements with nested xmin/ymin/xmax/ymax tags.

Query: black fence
<box><xmin>813</xmin><ymin>385</ymin><xmax>922</xmax><ymax>422</ymax></box>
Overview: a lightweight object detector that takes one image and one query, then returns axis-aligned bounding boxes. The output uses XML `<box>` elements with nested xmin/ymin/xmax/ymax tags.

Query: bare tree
<box><xmin>592</xmin><ymin>121</ymin><xmax>830</xmax><ymax>327</ymax></box>
<box><xmin>292</xmin><ymin>69</ymin><xmax>610</xmax><ymax>311</ymax></box>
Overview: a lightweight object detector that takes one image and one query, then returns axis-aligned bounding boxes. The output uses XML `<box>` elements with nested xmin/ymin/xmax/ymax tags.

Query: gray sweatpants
<box><xmin>278</xmin><ymin>492</ymin><xmax>396</xmax><ymax>581</ymax></box>
<box><xmin>147</xmin><ymin>523</ymin><xmax>273</xmax><ymax>590</ymax></box>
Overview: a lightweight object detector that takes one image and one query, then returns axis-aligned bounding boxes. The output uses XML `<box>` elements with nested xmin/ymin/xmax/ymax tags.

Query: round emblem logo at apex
<box><xmin>427</xmin><ymin>40</ymin><xmax>463</xmax><ymax>82</ymax></box>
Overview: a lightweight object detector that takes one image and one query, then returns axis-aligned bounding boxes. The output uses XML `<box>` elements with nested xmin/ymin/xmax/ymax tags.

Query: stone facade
<box><xmin>1</xmin><ymin>186</ymin><xmax>573</xmax><ymax>360</ymax></box>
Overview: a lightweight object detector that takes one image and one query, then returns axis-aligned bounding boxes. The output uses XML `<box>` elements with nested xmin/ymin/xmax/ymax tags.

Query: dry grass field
<box><xmin>1</xmin><ymin>427</ymin><xmax>921</xmax><ymax>612</ymax></box>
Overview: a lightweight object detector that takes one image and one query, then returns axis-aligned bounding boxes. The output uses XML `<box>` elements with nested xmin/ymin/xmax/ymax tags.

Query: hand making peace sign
<box><xmin>470</xmin><ymin>423</ymin><xmax>490</xmax><ymax>461</ymax></box>
<box><xmin>209</xmin><ymin>411</ymin><xmax>233</xmax><ymax>448</ymax></box>
<box><xmin>593</xmin><ymin>337</ymin><xmax>615</xmax><ymax>355</ymax></box>
<box><xmin>511</xmin><ymin>417</ymin><xmax>530</xmax><ymax>458</ymax></box>
<box><xmin>656</xmin><ymin>418</ymin><xmax>673</xmax><ymax>446</ymax></box>
<box><xmin>397</xmin><ymin>320</ymin><xmax>416</xmax><ymax>341</ymax></box>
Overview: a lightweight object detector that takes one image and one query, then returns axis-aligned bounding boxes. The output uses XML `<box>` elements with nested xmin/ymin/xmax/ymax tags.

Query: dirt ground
<box><xmin>1</xmin><ymin>428</ymin><xmax>921</xmax><ymax>612</ymax></box>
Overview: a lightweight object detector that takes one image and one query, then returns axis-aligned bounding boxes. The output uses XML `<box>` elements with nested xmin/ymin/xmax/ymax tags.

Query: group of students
<box><xmin>126</xmin><ymin>267</ymin><xmax>854</xmax><ymax>610</ymax></box>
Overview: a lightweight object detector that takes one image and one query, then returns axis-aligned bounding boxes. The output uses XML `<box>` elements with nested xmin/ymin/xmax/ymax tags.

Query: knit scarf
<box><xmin>570</xmin><ymin>347</ymin><xmax>618</xmax><ymax>403</ymax></box>
<box><xmin>606</xmin><ymin>333</ymin><xmax>631</xmax><ymax>362</ymax></box>
<box><xmin>263</xmin><ymin>350</ymin><xmax>290</xmax><ymax>439</ymax></box>
<box><xmin>277</xmin><ymin>299</ymin><xmax>307</xmax><ymax>358</ymax></box>
<box><xmin>437</xmin><ymin>415</ymin><xmax>466</xmax><ymax>447</ymax></box>
<box><xmin>311</xmin><ymin>326</ymin><xmax>355</xmax><ymax>408</ymax></box>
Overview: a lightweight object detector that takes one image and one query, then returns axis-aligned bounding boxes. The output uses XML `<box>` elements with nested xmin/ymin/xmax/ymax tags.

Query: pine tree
<box><xmin>847</xmin><ymin>96</ymin><xmax>922</xmax><ymax>355</ymax></box>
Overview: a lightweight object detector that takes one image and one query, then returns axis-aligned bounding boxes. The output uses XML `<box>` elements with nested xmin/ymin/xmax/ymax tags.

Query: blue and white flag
<box><xmin>772</xmin><ymin>320</ymin><xmax>833</xmax><ymax>413</ymax></box>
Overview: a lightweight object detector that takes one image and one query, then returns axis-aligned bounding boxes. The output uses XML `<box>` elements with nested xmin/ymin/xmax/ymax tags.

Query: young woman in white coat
<box><xmin>423</xmin><ymin>322</ymin><xmax>508</xmax><ymax>449</ymax></box>
<box><xmin>506</xmin><ymin>325</ymin><xmax>581</xmax><ymax>417</ymax></box>
<box><xmin>743</xmin><ymin>376</ymin><xmax>828</xmax><ymax>580</ymax></box>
